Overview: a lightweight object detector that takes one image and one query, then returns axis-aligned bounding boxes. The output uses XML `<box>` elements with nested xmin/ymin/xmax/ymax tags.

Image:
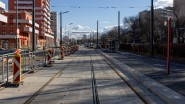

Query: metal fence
<box><xmin>0</xmin><ymin>49</ymin><xmax>60</xmax><ymax>85</ymax></box>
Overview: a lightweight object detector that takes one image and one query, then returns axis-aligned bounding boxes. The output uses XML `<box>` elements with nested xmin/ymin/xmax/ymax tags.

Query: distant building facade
<box><xmin>0</xmin><ymin>1</ymin><xmax>8</xmax><ymax>48</ymax></box>
<box><xmin>0</xmin><ymin>11</ymin><xmax>40</xmax><ymax>49</ymax></box>
<box><xmin>139</xmin><ymin>8</ymin><xmax>174</xmax><ymax>42</ymax></box>
<box><xmin>174</xmin><ymin>0</ymin><xmax>185</xmax><ymax>21</ymax></box>
<box><xmin>174</xmin><ymin>0</ymin><xmax>185</xmax><ymax>43</ymax></box>
<box><xmin>50</xmin><ymin>11</ymin><xmax>58</xmax><ymax>46</ymax></box>
<box><xmin>8</xmin><ymin>0</ymin><xmax>54</xmax><ymax>49</ymax></box>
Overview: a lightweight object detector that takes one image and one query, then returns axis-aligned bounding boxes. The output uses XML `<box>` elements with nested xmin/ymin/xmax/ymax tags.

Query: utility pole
<box><xmin>118</xmin><ymin>11</ymin><xmax>121</xmax><ymax>50</ymax></box>
<box><xmin>150</xmin><ymin>0</ymin><xmax>154</xmax><ymax>57</ymax></box>
<box><xmin>93</xmin><ymin>31</ymin><xmax>95</xmax><ymax>44</ymax></box>
<box><xmin>32</xmin><ymin>0</ymin><xmax>35</xmax><ymax>51</ymax></box>
<box><xmin>97</xmin><ymin>20</ymin><xmax>99</xmax><ymax>49</ymax></box>
<box><xmin>60</xmin><ymin>12</ymin><xmax>62</xmax><ymax>46</ymax></box>
<box><xmin>16</xmin><ymin>0</ymin><xmax>18</xmax><ymax>49</ymax></box>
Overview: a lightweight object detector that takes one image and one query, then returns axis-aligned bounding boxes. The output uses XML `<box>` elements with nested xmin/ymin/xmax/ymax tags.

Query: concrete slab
<box><xmin>99</xmin><ymin>50</ymin><xmax>185</xmax><ymax>104</ymax></box>
<box><xmin>0</xmin><ymin>57</ymin><xmax>73</xmax><ymax>104</ymax></box>
<box><xmin>92</xmin><ymin>53</ymin><xmax>144</xmax><ymax>104</ymax></box>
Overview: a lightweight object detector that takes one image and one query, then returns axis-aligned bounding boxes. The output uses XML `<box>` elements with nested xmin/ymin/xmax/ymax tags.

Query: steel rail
<box><xmin>90</xmin><ymin>55</ymin><xmax>100</xmax><ymax>104</ymax></box>
<box><xmin>97</xmin><ymin>51</ymin><xmax>151</xmax><ymax>104</ymax></box>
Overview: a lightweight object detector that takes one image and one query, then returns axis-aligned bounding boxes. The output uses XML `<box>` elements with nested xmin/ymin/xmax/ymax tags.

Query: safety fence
<box><xmin>0</xmin><ymin>45</ymin><xmax>79</xmax><ymax>85</ymax></box>
<box><xmin>0</xmin><ymin>49</ymin><xmax>60</xmax><ymax>85</ymax></box>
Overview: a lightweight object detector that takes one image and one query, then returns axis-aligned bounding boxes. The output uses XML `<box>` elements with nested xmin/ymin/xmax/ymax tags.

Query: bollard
<box><xmin>13</xmin><ymin>50</ymin><xmax>22</xmax><ymax>84</ymax></box>
<box><xmin>47</xmin><ymin>49</ymin><xmax>52</xmax><ymax>66</ymax></box>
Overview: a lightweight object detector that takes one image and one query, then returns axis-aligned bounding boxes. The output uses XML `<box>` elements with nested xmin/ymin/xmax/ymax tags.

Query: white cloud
<box><xmin>72</xmin><ymin>25</ymin><xmax>90</xmax><ymax>31</ymax></box>
<box><xmin>103</xmin><ymin>25</ymin><xmax>115</xmax><ymax>31</ymax></box>
<box><xmin>102</xmin><ymin>24</ymin><xmax>124</xmax><ymax>33</ymax></box>
<box><xmin>154</xmin><ymin>0</ymin><xmax>173</xmax><ymax>8</ymax></box>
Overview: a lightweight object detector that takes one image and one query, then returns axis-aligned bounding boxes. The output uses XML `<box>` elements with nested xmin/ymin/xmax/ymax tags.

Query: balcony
<box><xmin>0</xmin><ymin>1</ymin><xmax>5</xmax><ymax>10</ymax></box>
<box><xmin>14</xmin><ymin>1</ymin><xmax>32</xmax><ymax>4</ymax></box>
<box><xmin>15</xmin><ymin>6</ymin><xmax>32</xmax><ymax>9</ymax></box>
<box><xmin>0</xmin><ymin>35</ymin><xmax>18</xmax><ymax>39</ymax></box>
<box><xmin>0</xmin><ymin>14</ymin><xmax>7</xmax><ymax>23</ymax></box>
<box><xmin>13</xmin><ymin>19</ymin><xmax>39</xmax><ymax>28</ymax></box>
<box><xmin>43</xmin><ymin>0</ymin><xmax>50</xmax><ymax>7</ymax></box>
<box><xmin>41</xmin><ymin>32</ymin><xmax>54</xmax><ymax>38</ymax></box>
<box><xmin>24</xmin><ymin>27</ymin><xmax>39</xmax><ymax>34</ymax></box>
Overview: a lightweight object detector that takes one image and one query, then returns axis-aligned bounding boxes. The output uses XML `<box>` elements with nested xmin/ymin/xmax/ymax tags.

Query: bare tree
<box><xmin>123</xmin><ymin>16</ymin><xmax>140</xmax><ymax>43</ymax></box>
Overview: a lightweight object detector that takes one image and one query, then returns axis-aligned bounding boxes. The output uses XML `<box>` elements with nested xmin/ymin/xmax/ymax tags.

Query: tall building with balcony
<box><xmin>8</xmin><ymin>0</ymin><xmax>54</xmax><ymax>48</ymax></box>
<box><xmin>0</xmin><ymin>11</ymin><xmax>40</xmax><ymax>49</ymax></box>
<box><xmin>50</xmin><ymin>11</ymin><xmax>58</xmax><ymax>46</ymax></box>
<box><xmin>0</xmin><ymin>1</ymin><xmax>8</xmax><ymax>48</ymax></box>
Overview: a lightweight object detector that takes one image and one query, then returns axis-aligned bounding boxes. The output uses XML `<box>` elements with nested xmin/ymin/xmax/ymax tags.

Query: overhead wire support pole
<box><xmin>32</xmin><ymin>0</ymin><xmax>35</xmax><ymax>51</ymax></box>
<box><xmin>150</xmin><ymin>0</ymin><xmax>154</xmax><ymax>57</ymax></box>
<box><xmin>118</xmin><ymin>11</ymin><xmax>120</xmax><ymax>50</ymax></box>
<box><xmin>97</xmin><ymin>20</ymin><xmax>99</xmax><ymax>49</ymax></box>
<box><xmin>16</xmin><ymin>0</ymin><xmax>18</xmax><ymax>49</ymax></box>
<box><xmin>167</xmin><ymin>17</ymin><xmax>171</xmax><ymax>75</ymax></box>
<box><xmin>60</xmin><ymin>12</ymin><xmax>62</xmax><ymax>46</ymax></box>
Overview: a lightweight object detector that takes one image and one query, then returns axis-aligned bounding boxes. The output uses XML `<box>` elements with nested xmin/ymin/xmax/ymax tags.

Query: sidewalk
<box><xmin>0</xmin><ymin>56</ymin><xmax>71</xmax><ymax>104</ymax></box>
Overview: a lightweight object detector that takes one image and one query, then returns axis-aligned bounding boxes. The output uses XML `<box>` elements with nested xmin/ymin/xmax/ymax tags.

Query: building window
<box><xmin>2</xmin><ymin>31</ymin><xmax>6</xmax><ymax>35</ymax></box>
<box><xmin>9</xmin><ymin>15</ymin><xmax>13</xmax><ymax>20</ymax></box>
<box><xmin>2</xmin><ymin>23</ymin><xmax>6</xmax><ymax>28</ymax></box>
<box><xmin>10</xmin><ymin>31</ymin><xmax>14</xmax><ymax>35</ymax></box>
<box><xmin>10</xmin><ymin>23</ymin><xmax>14</xmax><ymax>28</ymax></box>
<box><xmin>18</xmin><ymin>23</ymin><xmax>21</xmax><ymax>27</ymax></box>
<box><xmin>18</xmin><ymin>15</ymin><xmax>21</xmax><ymax>19</ymax></box>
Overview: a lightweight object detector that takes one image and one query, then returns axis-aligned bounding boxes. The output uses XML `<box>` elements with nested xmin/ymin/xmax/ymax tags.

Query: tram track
<box><xmin>90</xmin><ymin>55</ymin><xmax>100</xmax><ymax>104</ymax></box>
<box><xmin>23</xmin><ymin>64</ymin><xmax>69</xmax><ymax>104</ymax></box>
<box><xmin>97</xmin><ymin>50</ymin><xmax>151</xmax><ymax>104</ymax></box>
<box><xmin>23</xmin><ymin>53</ymin><xmax>80</xmax><ymax>104</ymax></box>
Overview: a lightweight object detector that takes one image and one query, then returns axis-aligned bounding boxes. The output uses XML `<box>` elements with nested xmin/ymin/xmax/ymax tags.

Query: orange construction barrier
<box><xmin>60</xmin><ymin>46</ymin><xmax>64</xmax><ymax>60</ymax></box>
<box><xmin>13</xmin><ymin>49</ymin><xmax>22</xmax><ymax>84</ymax></box>
<box><xmin>67</xmin><ymin>47</ymin><xmax>70</xmax><ymax>56</ymax></box>
<box><xmin>47</xmin><ymin>49</ymin><xmax>52</xmax><ymax>66</ymax></box>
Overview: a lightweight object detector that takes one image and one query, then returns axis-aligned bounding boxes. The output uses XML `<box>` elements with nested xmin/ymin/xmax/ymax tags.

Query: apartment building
<box><xmin>0</xmin><ymin>1</ymin><xmax>8</xmax><ymax>48</ymax></box>
<box><xmin>50</xmin><ymin>11</ymin><xmax>58</xmax><ymax>46</ymax></box>
<box><xmin>0</xmin><ymin>11</ymin><xmax>40</xmax><ymax>49</ymax></box>
<box><xmin>8</xmin><ymin>0</ymin><xmax>54</xmax><ymax>48</ymax></box>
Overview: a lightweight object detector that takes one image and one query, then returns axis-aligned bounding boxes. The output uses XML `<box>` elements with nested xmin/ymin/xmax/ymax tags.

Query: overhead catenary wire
<box><xmin>51</xmin><ymin>5</ymin><xmax>150</xmax><ymax>9</ymax></box>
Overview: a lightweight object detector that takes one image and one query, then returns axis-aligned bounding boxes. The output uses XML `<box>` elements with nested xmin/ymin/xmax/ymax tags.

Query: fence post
<box><xmin>6</xmin><ymin>55</ymin><xmax>9</xmax><ymax>83</ymax></box>
<box><xmin>47</xmin><ymin>49</ymin><xmax>52</xmax><ymax>67</ymax></box>
<box><xmin>2</xmin><ymin>55</ymin><xmax>4</xmax><ymax>83</ymax></box>
<box><xmin>31</xmin><ymin>52</ymin><xmax>33</xmax><ymax>71</ymax></box>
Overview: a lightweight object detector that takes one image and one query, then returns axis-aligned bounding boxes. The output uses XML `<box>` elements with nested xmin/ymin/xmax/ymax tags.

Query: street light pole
<box><xmin>16</xmin><ymin>0</ymin><xmax>18</xmax><ymax>49</ymax></box>
<box><xmin>32</xmin><ymin>0</ymin><xmax>35</xmax><ymax>51</ymax></box>
<box><xmin>150</xmin><ymin>0</ymin><xmax>154</xmax><ymax>57</ymax></box>
<box><xmin>60</xmin><ymin>11</ymin><xmax>69</xmax><ymax>46</ymax></box>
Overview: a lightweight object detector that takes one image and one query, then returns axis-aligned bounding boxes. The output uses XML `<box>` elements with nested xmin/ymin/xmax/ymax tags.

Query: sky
<box><xmin>1</xmin><ymin>0</ymin><xmax>173</xmax><ymax>38</ymax></box>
